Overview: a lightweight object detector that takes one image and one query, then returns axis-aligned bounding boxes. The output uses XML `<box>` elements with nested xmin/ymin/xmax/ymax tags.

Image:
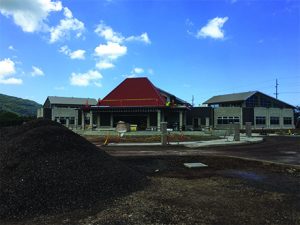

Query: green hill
<box><xmin>0</xmin><ymin>93</ymin><xmax>41</xmax><ymax>116</ymax></box>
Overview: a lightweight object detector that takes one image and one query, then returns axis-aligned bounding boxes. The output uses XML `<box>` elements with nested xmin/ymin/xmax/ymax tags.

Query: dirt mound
<box><xmin>0</xmin><ymin>119</ymin><xmax>146</xmax><ymax>219</ymax></box>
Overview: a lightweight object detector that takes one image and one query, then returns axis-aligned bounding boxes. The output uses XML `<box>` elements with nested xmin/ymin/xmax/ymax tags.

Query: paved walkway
<box><xmin>105</xmin><ymin>136</ymin><xmax>263</xmax><ymax>147</ymax></box>
<box><xmin>100</xmin><ymin>136</ymin><xmax>300</xmax><ymax>166</ymax></box>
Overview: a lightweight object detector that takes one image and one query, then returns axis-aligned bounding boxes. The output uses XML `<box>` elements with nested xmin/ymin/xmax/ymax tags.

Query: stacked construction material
<box><xmin>0</xmin><ymin>119</ymin><xmax>146</xmax><ymax>218</ymax></box>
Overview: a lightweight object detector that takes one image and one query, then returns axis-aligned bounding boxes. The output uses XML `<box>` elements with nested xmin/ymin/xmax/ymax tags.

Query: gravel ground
<box><xmin>0</xmin><ymin>119</ymin><xmax>146</xmax><ymax>219</ymax></box>
<box><xmin>1</xmin><ymin>121</ymin><xmax>299</xmax><ymax>225</ymax></box>
<box><xmin>1</xmin><ymin>155</ymin><xmax>299</xmax><ymax>225</ymax></box>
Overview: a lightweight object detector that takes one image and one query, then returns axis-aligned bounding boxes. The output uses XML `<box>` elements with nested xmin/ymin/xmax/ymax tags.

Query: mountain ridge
<box><xmin>0</xmin><ymin>93</ymin><xmax>41</xmax><ymax>116</ymax></box>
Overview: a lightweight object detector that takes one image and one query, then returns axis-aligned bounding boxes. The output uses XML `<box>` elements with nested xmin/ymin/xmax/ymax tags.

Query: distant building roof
<box><xmin>203</xmin><ymin>91</ymin><xmax>295</xmax><ymax>108</ymax></box>
<box><xmin>156</xmin><ymin>87</ymin><xmax>189</xmax><ymax>105</ymax></box>
<box><xmin>99</xmin><ymin>77</ymin><xmax>188</xmax><ymax>107</ymax></box>
<box><xmin>203</xmin><ymin>91</ymin><xmax>257</xmax><ymax>104</ymax></box>
<box><xmin>99</xmin><ymin>77</ymin><xmax>166</xmax><ymax>107</ymax></box>
<box><xmin>47</xmin><ymin>96</ymin><xmax>97</xmax><ymax>105</ymax></box>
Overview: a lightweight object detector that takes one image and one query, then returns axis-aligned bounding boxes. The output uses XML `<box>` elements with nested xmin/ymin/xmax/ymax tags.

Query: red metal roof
<box><xmin>99</xmin><ymin>77</ymin><xmax>166</xmax><ymax>107</ymax></box>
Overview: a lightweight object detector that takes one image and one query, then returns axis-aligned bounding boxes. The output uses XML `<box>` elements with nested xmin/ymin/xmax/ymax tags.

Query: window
<box><xmin>217</xmin><ymin>116</ymin><xmax>239</xmax><ymax>124</ymax></box>
<box><xmin>256</xmin><ymin>116</ymin><xmax>266</xmax><ymax>125</ymax></box>
<box><xmin>60</xmin><ymin>117</ymin><xmax>66</xmax><ymax>125</ymax></box>
<box><xmin>234</xmin><ymin>117</ymin><xmax>240</xmax><ymax>123</ymax></box>
<box><xmin>217</xmin><ymin>117</ymin><xmax>224</xmax><ymax>124</ymax></box>
<box><xmin>69</xmin><ymin>117</ymin><xmax>75</xmax><ymax>125</ymax></box>
<box><xmin>270</xmin><ymin>117</ymin><xmax>279</xmax><ymax>125</ymax></box>
<box><xmin>283</xmin><ymin>117</ymin><xmax>292</xmax><ymax>125</ymax></box>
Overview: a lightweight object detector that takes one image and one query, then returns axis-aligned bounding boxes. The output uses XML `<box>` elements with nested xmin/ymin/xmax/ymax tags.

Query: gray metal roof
<box><xmin>203</xmin><ymin>91</ymin><xmax>257</xmax><ymax>104</ymax></box>
<box><xmin>156</xmin><ymin>87</ymin><xmax>189</xmax><ymax>105</ymax></box>
<box><xmin>47</xmin><ymin>96</ymin><xmax>97</xmax><ymax>105</ymax></box>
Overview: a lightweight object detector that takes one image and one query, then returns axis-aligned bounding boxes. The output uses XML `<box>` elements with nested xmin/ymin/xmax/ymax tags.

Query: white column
<box><xmin>280</xmin><ymin>109</ymin><xmax>283</xmax><ymax>129</ymax></box>
<box><xmin>179</xmin><ymin>111</ymin><xmax>183</xmax><ymax>130</ymax></box>
<box><xmin>75</xmin><ymin>118</ymin><xmax>78</xmax><ymax>129</ymax></box>
<box><xmin>97</xmin><ymin>114</ymin><xmax>101</xmax><ymax>128</ymax></box>
<box><xmin>81</xmin><ymin>111</ymin><xmax>85</xmax><ymax>130</ymax></box>
<box><xmin>66</xmin><ymin>118</ymin><xmax>69</xmax><ymax>127</ymax></box>
<box><xmin>147</xmin><ymin>114</ymin><xmax>150</xmax><ymax>129</ymax></box>
<box><xmin>51</xmin><ymin>108</ymin><xmax>55</xmax><ymax>121</ymax></box>
<box><xmin>157</xmin><ymin>110</ymin><xmax>161</xmax><ymax>131</ymax></box>
<box><xmin>90</xmin><ymin>112</ymin><xmax>93</xmax><ymax>128</ymax></box>
<box><xmin>110</xmin><ymin>113</ymin><xmax>113</xmax><ymax>127</ymax></box>
<box><xmin>205</xmin><ymin>117</ymin><xmax>210</xmax><ymax>128</ymax></box>
<box><xmin>266</xmin><ymin>108</ymin><xmax>270</xmax><ymax>129</ymax></box>
<box><xmin>240</xmin><ymin>107</ymin><xmax>243</xmax><ymax>129</ymax></box>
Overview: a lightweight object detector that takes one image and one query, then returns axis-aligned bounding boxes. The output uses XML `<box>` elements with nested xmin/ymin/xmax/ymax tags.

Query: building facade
<box><xmin>197</xmin><ymin>91</ymin><xmax>295</xmax><ymax>130</ymax></box>
<box><xmin>37</xmin><ymin>96</ymin><xmax>97</xmax><ymax>128</ymax></box>
<box><xmin>81</xmin><ymin>77</ymin><xmax>190</xmax><ymax>131</ymax></box>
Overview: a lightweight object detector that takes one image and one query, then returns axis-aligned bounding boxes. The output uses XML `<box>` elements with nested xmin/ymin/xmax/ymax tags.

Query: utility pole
<box><xmin>275</xmin><ymin>78</ymin><xmax>279</xmax><ymax>99</ymax></box>
<box><xmin>191</xmin><ymin>95</ymin><xmax>194</xmax><ymax>106</ymax></box>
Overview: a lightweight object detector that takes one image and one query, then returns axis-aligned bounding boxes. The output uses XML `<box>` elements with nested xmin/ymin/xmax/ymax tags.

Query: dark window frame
<box><xmin>270</xmin><ymin>116</ymin><xmax>279</xmax><ymax>125</ymax></box>
<box><xmin>256</xmin><ymin>116</ymin><xmax>266</xmax><ymax>125</ymax></box>
<box><xmin>283</xmin><ymin>117</ymin><xmax>292</xmax><ymax>125</ymax></box>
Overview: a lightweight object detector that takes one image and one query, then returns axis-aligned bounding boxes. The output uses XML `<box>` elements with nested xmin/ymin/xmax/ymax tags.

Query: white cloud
<box><xmin>148</xmin><ymin>68</ymin><xmax>154</xmax><ymax>75</ymax></box>
<box><xmin>0</xmin><ymin>1</ymin><xmax>84</xmax><ymax>43</ymax></box>
<box><xmin>0</xmin><ymin>0</ymin><xmax>62</xmax><ymax>32</ymax></box>
<box><xmin>126</xmin><ymin>33</ymin><xmax>151</xmax><ymax>44</ymax></box>
<box><xmin>8</xmin><ymin>45</ymin><xmax>16</xmax><ymax>51</ymax></box>
<box><xmin>69</xmin><ymin>49</ymin><xmax>85</xmax><ymax>59</ymax></box>
<box><xmin>96</xmin><ymin>60</ymin><xmax>115</xmax><ymax>70</ymax></box>
<box><xmin>0</xmin><ymin>77</ymin><xmax>22</xmax><ymax>85</ymax></box>
<box><xmin>94</xmin><ymin>42</ymin><xmax>127</xmax><ymax>60</ymax></box>
<box><xmin>31</xmin><ymin>66</ymin><xmax>44</xmax><ymax>76</ymax></box>
<box><xmin>196</xmin><ymin>17</ymin><xmax>228</xmax><ymax>39</ymax></box>
<box><xmin>59</xmin><ymin>45</ymin><xmax>69</xmax><ymax>54</ymax></box>
<box><xmin>49</xmin><ymin>7</ymin><xmax>84</xmax><ymax>43</ymax></box>
<box><xmin>0</xmin><ymin>58</ymin><xmax>22</xmax><ymax>84</ymax></box>
<box><xmin>94</xmin><ymin>21</ymin><xmax>151</xmax><ymax>44</ymax></box>
<box><xmin>0</xmin><ymin>58</ymin><xmax>15</xmax><ymax>76</ymax></box>
<box><xmin>122</xmin><ymin>74</ymin><xmax>137</xmax><ymax>78</ymax></box>
<box><xmin>59</xmin><ymin>45</ymin><xmax>85</xmax><ymax>59</ymax></box>
<box><xmin>95</xmin><ymin>21</ymin><xmax>124</xmax><ymax>43</ymax></box>
<box><xmin>70</xmin><ymin>70</ymin><xmax>103</xmax><ymax>86</ymax></box>
<box><xmin>94</xmin><ymin>82</ymin><xmax>102</xmax><ymax>87</ymax></box>
<box><xmin>133</xmin><ymin>67</ymin><xmax>144</xmax><ymax>74</ymax></box>
<box><xmin>93</xmin><ymin>21</ymin><xmax>150</xmax><ymax>71</ymax></box>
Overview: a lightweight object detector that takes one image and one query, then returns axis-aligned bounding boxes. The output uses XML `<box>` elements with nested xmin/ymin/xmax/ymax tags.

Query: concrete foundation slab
<box><xmin>184</xmin><ymin>163</ymin><xmax>208</xmax><ymax>168</ymax></box>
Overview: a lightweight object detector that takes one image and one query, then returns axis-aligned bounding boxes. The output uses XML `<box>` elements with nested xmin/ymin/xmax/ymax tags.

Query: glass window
<box><xmin>283</xmin><ymin>117</ymin><xmax>292</xmax><ymax>125</ymax></box>
<box><xmin>234</xmin><ymin>117</ymin><xmax>240</xmax><ymax>123</ymax></box>
<box><xmin>217</xmin><ymin>117</ymin><xmax>223</xmax><ymax>124</ymax></box>
<box><xmin>270</xmin><ymin>117</ymin><xmax>279</xmax><ymax>125</ymax></box>
<box><xmin>60</xmin><ymin>117</ymin><xmax>66</xmax><ymax>124</ymax></box>
<box><xmin>217</xmin><ymin>116</ymin><xmax>238</xmax><ymax>124</ymax></box>
<box><xmin>69</xmin><ymin>117</ymin><xmax>75</xmax><ymax>124</ymax></box>
<box><xmin>223</xmin><ymin>117</ymin><xmax>228</xmax><ymax>124</ymax></box>
<box><xmin>256</xmin><ymin>116</ymin><xmax>266</xmax><ymax>125</ymax></box>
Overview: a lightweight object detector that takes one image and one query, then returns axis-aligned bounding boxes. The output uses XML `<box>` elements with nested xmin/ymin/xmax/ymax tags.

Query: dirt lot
<box><xmin>1</xmin><ymin>130</ymin><xmax>299</xmax><ymax>225</ymax></box>
<box><xmin>2</xmin><ymin>155</ymin><xmax>299</xmax><ymax>225</ymax></box>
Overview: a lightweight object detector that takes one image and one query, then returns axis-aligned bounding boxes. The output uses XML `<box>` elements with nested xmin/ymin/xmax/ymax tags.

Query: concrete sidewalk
<box><xmin>106</xmin><ymin>136</ymin><xmax>263</xmax><ymax>147</ymax></box>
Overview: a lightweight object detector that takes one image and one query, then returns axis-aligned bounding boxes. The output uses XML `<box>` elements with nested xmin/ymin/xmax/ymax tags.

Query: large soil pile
<box><xmin>0</xmin><ymin>119</ymin><xmax>146</xmax><ymax>219</ymax></box>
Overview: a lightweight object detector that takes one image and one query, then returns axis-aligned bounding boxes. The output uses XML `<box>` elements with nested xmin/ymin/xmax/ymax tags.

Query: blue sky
<box><xmin>0</xmin><ymin>0</ymin><xmax>299</xmax><ymax>106</ymax></box>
